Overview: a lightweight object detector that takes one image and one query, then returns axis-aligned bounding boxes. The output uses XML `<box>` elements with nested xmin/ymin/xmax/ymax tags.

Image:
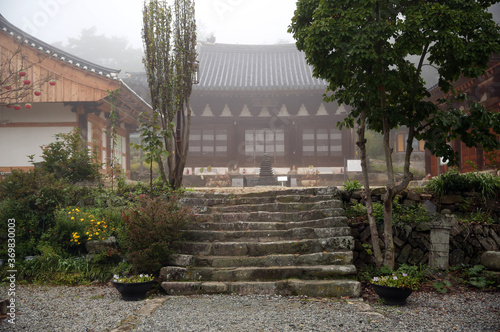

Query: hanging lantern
<box><xmin>34</xmin><ymin>90</ymin><xmax>42</xmax><ymax>96</ymax></box>
<box><xmin>23</xmin><ymin>79</ymin><xmax>31</xmax><ymax>85</ymax></box>
<box><xmin>49</xmin><ymin>79</ymin><xmax>56</xmax><ymax>86</ymax></box>
<box><xmin>25</xmin><ymin>103</ymin><xmax>32</xmax><ymax>109</ymax></box>
<box><xmin>14</xmin><ymin>104</ymin><xmax>21</xmax><ymax>110</ymax></box>
<box><xmin>19</xmin><ymin>70</ymin><xmax>27</xmax><ymax>77</ymax></box>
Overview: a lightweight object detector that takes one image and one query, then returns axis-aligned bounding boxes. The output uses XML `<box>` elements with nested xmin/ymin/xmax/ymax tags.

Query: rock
<box><xmin>421</xmin><ymin>194</ymin><xmax>433</xmax><ymax>201</ymax></box>
<box><xmin>393</xmin><ymin>236</ymin><xmax>405</xmax><ymax>248</ymax></box>
<box><xmin>490</xmin><ymin>229</ymin><xmax>500</xmax><ymax>248</ymax></box>
<box><xmin>439</xmin><ymin>195</ymin><xmax>462</xmax><ymax>205</ymax></box>
<box><xmin>403</xmin><ymin>225</ymin><xmax>413</xmax><ymax>238</ymax></box>
<box><xmin>406</xmin><ymin>190</ymin><xmax>421</xmax><ymax>201</ymax></box>
<box><xmin>480</xmin><ymin>251</ymin><xmax>500</xmax><ymax>271</ymax></box>
<box><xmin>371</xmin><ymin>187</ymin><xmax>386</xmax><ymax>196</ymax></box>
<box><xmin>396</xmin><ymin>244</ymin><xmax>412</xmax><ymax>264</ymax></box>
<box><xmin>160</xmin><ymin>266</ymin><xmax>190</xmax><ymax>281</ymax></box>
<box><xmin>168</xmin><ymin>254</ymin><xmax>194</xmax><ymax>266</ymax></box>
<box><xmin>403</xmin><ymin>199</ymin><xmax>417</xmax><ymax>206</ymax></box>
<box><xmin>423</xmin><ymin>200</ymin><xmax>437</xmax><ymax>215</ymax></box>
<box><xmin>415</xmin><ymin>222</ymin><xmax>431</xmax><ymax>232</ymax></box>
<box><xmin>478</xmin><ymin>237</ymin><xmax>498</xmax><ymax>251</ymax></box>
<box><xmin>408</xmin><ymin>248</ymin><xmax>424</xmax><ymax>265</ymax></box>
<box><xmin>450</xmin><ymin>249</ymin><xmax>465</xmax><ymax>266</ymax></box>
<box><xmin>0</xmin><ymin>299</ymin><xmax>9</xmax><ymax>315</ymax></box>
<box><xmin>85</xmin><ymin>236</ymin><xmax>117</xmax><ymax>254</ymax></box>
<box><xmin>360</xmin><ymin>226</ymin><xmax>372</xmax><ymax>242</ymax></box>
<box><xmin>450</xmin><ymin>224</ymin><xmax>465</xmax><ymax>237</ymax></box>
<box><xmin>351</xmin><ymin>191</ymin><xmax>363</xmax><ymax>200</ymax></box>
<box><xmin>473</xmin><ymin>225</ymin><xmax>485</xmax><ymax>237</ymax></box>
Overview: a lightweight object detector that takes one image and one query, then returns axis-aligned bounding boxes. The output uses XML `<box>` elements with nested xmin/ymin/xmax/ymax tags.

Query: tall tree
<box><xmin>290</xmin><ymin>0</ymin><xmax>500</xmax><ymax>268</ymax></box>
<box><xmin>142</xmin><ymin>0</ymin><xmax>197</xmax><ymax>190</ymax></box>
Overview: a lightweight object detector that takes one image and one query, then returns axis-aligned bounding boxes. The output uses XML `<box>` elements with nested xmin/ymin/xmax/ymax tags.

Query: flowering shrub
<box><xmin>371</xmin><ymin>265</ymin><xmax>422</xmax><ymax>290</ymax></box>
<box><xmin>372</xmin><ymin>272</ymin><xmax>420</xmax><ymax>290</ymax></box>
<box><xmin>112</xmin><ymin>274</ymin><xmax>154</xmax><ymax>283</ymax></box>
<box><xmin>65</xmin><ymin>207</ymin><xmax>115</xmax><ymax>244</ymax></box>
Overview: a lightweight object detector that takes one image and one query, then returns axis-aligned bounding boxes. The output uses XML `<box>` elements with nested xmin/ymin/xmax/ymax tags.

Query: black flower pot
<box><xmin>372</xmin><ymin>284</ymin><xmax>413</xmax><ymax>305</ymax></box>
<box><xmin>112</xmin><ymin>281</ymin><xmax>154</xmax><ymax>301</ymax></box>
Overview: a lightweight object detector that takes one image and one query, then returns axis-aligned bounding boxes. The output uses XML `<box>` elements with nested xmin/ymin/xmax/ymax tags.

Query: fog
<box><xmin>0</xmin><ymin>0</ymin><xmax>297</xmax><ymax>48</ymax></box>
<box><xmin>1</xmin><ymin>1</ymin><xmax>498</xmax><ymax>83</ymax></box>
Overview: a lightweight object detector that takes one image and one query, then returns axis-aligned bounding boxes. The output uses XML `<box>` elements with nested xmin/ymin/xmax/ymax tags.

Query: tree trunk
<box><xmin>357</xmin><ymin>111</ymin><xmax>383</xmax><ymax>268</ymax></box>
<box><xmin>382</xmin><ymin>114</ymin><xmax>395</xmax><ymax>269</ymax></box>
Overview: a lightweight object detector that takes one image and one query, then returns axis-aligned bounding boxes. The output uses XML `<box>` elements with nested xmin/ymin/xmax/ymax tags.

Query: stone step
<box><xmin>190</xmin><ymin>252</ymin><xmax>353</xmax><ymax>268</ymax></box>
<box><xmin>194</xmin><ymin>209</ymin><xmax>345</xmax><ymax>223</ymax></box>
<box><xmin>182</xmin><ymin>187</ymin><xmax>340</xmax><ymax>200</ymax></box>
<box><xmin>177</xmin><ymin>236</ymin><xmax>354</xmax><ymax>256</ymax></box>
<box><xmin>181</xmin><ymin>194</ymin><xmax>336</xmax><ymax>209</ymax></box>
<box><xmin>161</xmin><ymin>264</ymin><xmax>357</xmax><ymax>282</ymax></box>
<box><xmin>185</xmin><ymin>227</ymin><xmax>352</xmax><ymax>243</ymax></box>
<box><xmin>188</xmin><ymin>217</ymin><xmax>348</xmax><ymax>231</ymax></box>
<box><xmin>161</xmin><ymin>279</ymin><xmax>361</xmax><ymax>297</ymax></box>
<box><xmin>204</xmin><ymin>200</ymin><xmax>342</xmax><ymax>213</ymax></box>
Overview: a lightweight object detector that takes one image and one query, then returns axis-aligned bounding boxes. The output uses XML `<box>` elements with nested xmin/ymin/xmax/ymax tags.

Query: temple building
<box><xmin>425</xmin><ymin>53</ymin><xmax>500</xmax><ymax>176</ymax></box>
<box><xmin>0</xmin><ymin>14</ymin><xmax>150</xmax><ymax>179</ymax></box>
<box><xmin>126</xmin><ymin>42</ymin><xmax>357</xmax><ymax>185</ymax></box>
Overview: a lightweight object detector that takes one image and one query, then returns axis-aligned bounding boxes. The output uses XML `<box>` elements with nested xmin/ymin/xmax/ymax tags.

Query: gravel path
<box><xmin>1</xmin><ymin>285</ymin><xmax>499</xmax><ymax>332</ymax></box>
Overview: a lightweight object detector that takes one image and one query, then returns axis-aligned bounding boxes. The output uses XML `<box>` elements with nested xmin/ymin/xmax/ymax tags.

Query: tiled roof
<box><xmin>196</xmin><ymin>43</ymin><xmax>328</xmax><ymax>91</ymax></box>
<box><xmin>0</xmin><ymin>14</ymin><xmax>120</xmax><ymax>79</ymax></box>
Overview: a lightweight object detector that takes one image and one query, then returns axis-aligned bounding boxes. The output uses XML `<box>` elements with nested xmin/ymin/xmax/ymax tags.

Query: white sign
<box><xmin>347</xmin><ymin>160</ymin><xmax>362</xmax><ymax>172</ymax></box>
<box><xmin>277</xmin><ymin>176</ymin><xmax>288</xmax><ymax>182</ymax></box>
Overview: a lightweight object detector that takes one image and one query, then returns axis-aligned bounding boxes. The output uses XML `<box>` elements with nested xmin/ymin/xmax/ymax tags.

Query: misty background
<box><xmin>1</xmin><ymin>1</ymin><xmax>499</xmax><ymax>84</ymax></box>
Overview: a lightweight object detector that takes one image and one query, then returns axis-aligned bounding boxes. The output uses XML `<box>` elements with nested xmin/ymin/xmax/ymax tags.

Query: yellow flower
<box><xmin>68</xmin><ymin>211</ymin><xmax>72</xmax><ymax>215</ymax></box>
<box><xmin>80</xmin><ymin>219</ymin><xmax>84</xmax><ymax>222</ymax></box>
<box><xmin>71</xmin><ymin>217</ymin><xmax>75</xmax><ymax>220</ymax></box>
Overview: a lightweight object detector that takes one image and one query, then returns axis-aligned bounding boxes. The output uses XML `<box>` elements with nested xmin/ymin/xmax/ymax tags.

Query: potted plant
<box><xmin>371</xmin><ymin>266</ymin><xmax>422</xmax><ymax>305</ymax></box>
<box><xmin>112</xmin><ymin>274</ymin><xmax>155</xmax><ymax>301</ymax></box>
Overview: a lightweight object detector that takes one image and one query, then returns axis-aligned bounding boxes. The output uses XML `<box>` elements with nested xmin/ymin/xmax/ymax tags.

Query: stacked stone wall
<box><xmin>345</xmin><ymin>188</ymin><xmax>500</xmax><ymax>268</ymax></box>
<box><xmin>351</xmin><ymin>221</ymin><xmax>500</xmax><ymax>268</ymax></box>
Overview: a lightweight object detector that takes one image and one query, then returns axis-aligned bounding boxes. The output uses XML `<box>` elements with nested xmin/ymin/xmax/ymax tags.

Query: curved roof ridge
<box><xmin>0</xmin><ymin>14</ymin><xmax>120</xmax><ymax>79</ymax></box>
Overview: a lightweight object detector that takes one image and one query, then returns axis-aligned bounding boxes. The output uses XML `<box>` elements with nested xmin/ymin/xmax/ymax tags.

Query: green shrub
<box><xmin>345</xmin><ymin>201</ymin><xmax>431</xmax><ymax>225</ymax></box>
<box><xmin>426</xmin><ymin>168</ymin><xmax>499</xmax><ymax>202</ymax></box>
<box><xmin>343</xmin><ymin>178</ymin><xmax>363</xmax><ymax>194</ymax></box>
<box><xmin>39</xmin><ymin>129</ymin><xmax>101</xmax><ymax>184</ymax></box>
<box><xmin>119</xmin><ymin>196</ymin><xmax>192</xmax><ymax>274</ymax></box>
<box><xmin>0</xmin><ymin>169</ymin><xmax>102</xmax><ymax>257</ymax></box>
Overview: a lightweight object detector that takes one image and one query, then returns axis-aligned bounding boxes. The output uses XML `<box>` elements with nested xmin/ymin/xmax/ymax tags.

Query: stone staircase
<box><xmin>160</xmin><ymin>187</ymin><xmax>361</xmax><ymax>298</ymax></box>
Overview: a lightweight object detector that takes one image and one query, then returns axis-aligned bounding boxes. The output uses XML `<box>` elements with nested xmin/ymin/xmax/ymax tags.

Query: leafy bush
<box><xmin>119</xmin><ymin>197</ymin><xmax>192</xmax><ymax>274</ymax></box>
<box><xmin>392</xmin><ymin>201</ymin><xmax>433</xmax><ymax>225</ymax></box>
<box><xmin>0</xmin><ymin>168</ymin><xmax>107</xmax><ymax>257</ymax></box>
<box><xmin>426</xmin><ymin>168</ymin><xmax>499</xmax><ymax>201</ymax></box>
<box><xmin>343</xmin><ymin>178</ymin><xmax>363</xmax><ymax>194</ymax></box>
<box><xmin>38</xmin><ymin>129</ymin><xmax>101</xmax><ymax>184</ymax></box>
<box><xmin>40</xmin><ymin>206</ymin><xmax>119</xmax><ymax>256</ymax></box>
<box><xmin>345</xmin><ymin>201</ymin><xmax>431</xmax><ymax>225</ymax></box>
<box><xmin>0</xmin><ymin>169</ymin><xmax>77</xmax><ymax>257</ymax></box>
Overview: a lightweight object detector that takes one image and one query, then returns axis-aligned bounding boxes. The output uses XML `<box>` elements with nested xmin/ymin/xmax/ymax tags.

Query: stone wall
<box><xmin>345</xmin><ymin>188</ymin><xmax>500</xmax><ymax>268</ymax></box>
<box><xmin>351</xmin><ymin>221</ymin><xmax>500</xmax><ymax>268</ymax></box>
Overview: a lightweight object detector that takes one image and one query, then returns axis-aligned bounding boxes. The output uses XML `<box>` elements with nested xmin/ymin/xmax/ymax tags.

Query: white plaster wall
<box><xmin>0</xmin><ymin>103</ymin><xmax>76</xmax><ymax>167</ymax></box>
<box><xmin>0</xmin><ymin>126</ymin><xmax>74</xmax><ymax>166</ymax></box>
